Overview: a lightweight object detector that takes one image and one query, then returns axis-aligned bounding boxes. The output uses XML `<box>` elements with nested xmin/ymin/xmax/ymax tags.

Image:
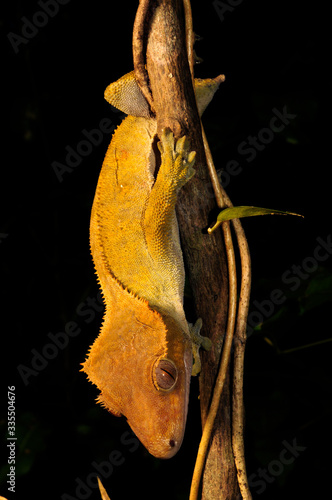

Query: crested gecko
<box><xmin>82</xmin><ymin>70</ymin><xmax>223</xmax><ymax>458</ymax></box>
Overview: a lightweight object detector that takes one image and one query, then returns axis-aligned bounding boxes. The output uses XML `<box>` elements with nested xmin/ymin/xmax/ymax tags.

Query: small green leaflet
<box><xmin>208</xmin><ymin>206</ymin><xmax>303</xmax><ymax>234</ymax></box>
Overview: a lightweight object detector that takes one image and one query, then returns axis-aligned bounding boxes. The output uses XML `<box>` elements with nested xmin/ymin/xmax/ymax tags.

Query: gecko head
<box><xmin>131</xmin><ymin>311</ymin><xmax>193</xmax><ymax>459</ymax></box>
<box><xmin>82</xmin><ymin>287</ymin><xmax>193</xmax><ymax>459</ymax></box>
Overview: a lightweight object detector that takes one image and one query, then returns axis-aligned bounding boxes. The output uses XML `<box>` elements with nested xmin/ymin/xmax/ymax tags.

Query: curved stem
<box><xmin>184</xmin><ymin>0</ymin><xmax>249</xmax><ymax>496</ymax></box>
<box><xmin>206</xmin><ymin>138</ymin><xmax>252</xmax><ymax>499</ymax></box>
<box><xmin>189</xmin><ymin>215</ymin><xmax>237</xmax><ymax>500</ymax></box>
<box><xmin>184</xmin><ymin>1</ymin><xmax>237</xmax><ymax>493</ymax></box>
<box><xmin>229</xmin><ymin>217</ymin><xmax>252</xmax><ymax>500</ymax></box>
<box><xmin>190</xmin><ymin>126</ymin><xmax>252</xmax><ymax>500</ymax></box>
<box><xmin>183</xmin><ymin>0</ymin><xmax>195</xmax><ymax>78</ymax></box>
<box><xmin>132</xmin><ymin>0</ymin><xmax>155</xmax><ymax>113</ymax></box>
<box><xmin>135</xmin><ymin>1</ymin><xmax>252</xmax><ymax>497</ymax></box>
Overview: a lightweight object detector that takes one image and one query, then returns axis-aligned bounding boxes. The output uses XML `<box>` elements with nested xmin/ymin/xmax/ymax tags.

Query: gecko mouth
<box><xmin>146</xmin><ymin>434</ymin><xmax>182</xmax><ymax>459</ymax></box>
<box><xmin>127</xmin><ymin>416</ymin><xmax>183</xmax><ymax>459</ymax></box>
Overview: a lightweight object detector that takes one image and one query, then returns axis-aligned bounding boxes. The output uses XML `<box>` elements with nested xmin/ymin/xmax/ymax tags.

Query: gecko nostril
<box><xmin>169</xmin><ymin>439</ymin><xmax>175</xmax><ymax>448</ymax></box>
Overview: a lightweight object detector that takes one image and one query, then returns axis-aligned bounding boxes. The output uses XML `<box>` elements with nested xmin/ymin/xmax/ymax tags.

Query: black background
<box><xmin>1</xmin><ymin>1</ymin><xmax>330</xmax><ymax>499</ymax></box>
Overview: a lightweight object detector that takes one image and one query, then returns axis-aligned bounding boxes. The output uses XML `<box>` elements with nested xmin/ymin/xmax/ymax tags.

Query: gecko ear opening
<box><xmin>104</xmin><ymin>70</ymin><xmax>151</xmax><ymax>118</ymax></box>
<box><xmin>153</xmin><ymin>358</ymin><xmax>178</xmax><ymax>391</ymax></box>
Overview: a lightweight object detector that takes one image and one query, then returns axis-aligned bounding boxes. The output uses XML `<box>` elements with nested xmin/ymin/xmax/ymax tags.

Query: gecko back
<box><xmin>83</xmin><ymin>70</ymin><xmax>223</xmax><ymax>458</ymax></box>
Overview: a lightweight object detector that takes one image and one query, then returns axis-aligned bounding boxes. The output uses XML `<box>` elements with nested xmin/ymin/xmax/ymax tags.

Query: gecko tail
<box><xmin>97</xmin><ymin>477</ymin><xmax>111</xmax><ymax>500</ymax></box>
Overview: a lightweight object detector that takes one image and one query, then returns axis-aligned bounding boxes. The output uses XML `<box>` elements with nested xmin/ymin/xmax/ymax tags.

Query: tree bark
<box><xmin>137</xmin><ymin>0</ymin><xmax>240</xmax><ymax>498</ymax></box>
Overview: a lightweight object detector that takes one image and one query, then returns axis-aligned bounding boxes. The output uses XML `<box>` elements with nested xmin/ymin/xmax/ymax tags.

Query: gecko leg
<box><xmin>189</xmin><ymin>319</ymin><xmax>212</xmax><ymax>376</ymax></box>
<box><xmin>157</xmin><ymin>128</ymin><xmax>196</xmax><ymax>187</ymax></box>
<box><xmin>143</xmin><ymin>128</ymin><xmax>196</xmax><ymax>264</ymax></box>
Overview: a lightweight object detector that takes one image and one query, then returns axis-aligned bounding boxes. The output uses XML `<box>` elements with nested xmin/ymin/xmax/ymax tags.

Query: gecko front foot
<box><xmin>157</xmin><ymin>128</ymin><xmax>196</xmax><ymax>187</ymax></box>
<box><xmin>189</xmin><ymin>318</ymin><xmax>212</xmax><ymax>376</ymax></box>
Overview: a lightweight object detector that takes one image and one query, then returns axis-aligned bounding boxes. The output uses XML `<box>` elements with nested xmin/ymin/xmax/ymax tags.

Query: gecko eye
<box><xmin>153</xmin><ymin>358</ymin><xmax>178</xmax><ymax>391</ymax></box>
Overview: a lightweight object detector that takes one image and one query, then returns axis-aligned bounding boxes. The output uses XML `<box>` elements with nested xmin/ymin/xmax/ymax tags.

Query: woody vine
<box><xmin>97</xmin><ymin>1</ymin><xmax>301</xmax><ymax>499</ymax></box>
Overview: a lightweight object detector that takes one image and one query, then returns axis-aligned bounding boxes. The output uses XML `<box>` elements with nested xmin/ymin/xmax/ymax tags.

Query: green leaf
<box><xmin>208</xmin><ymin>206</ymin><xmax>303</xmax><ymax>233</ymax></box>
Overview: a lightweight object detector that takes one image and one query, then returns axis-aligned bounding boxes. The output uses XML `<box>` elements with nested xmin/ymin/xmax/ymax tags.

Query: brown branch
<box><xmin>184</xmin><ymin>3</ymin><xmax>239</xmax><ymax>494</ymax></box>
<box><xmin>145</xmin><ymin>0</ymin><xmax>199</xmax><ymax>139</ymax></box>
<box><xmin>136</xmin><ymin>1</ymin><xmax>235</xmax><ymax>496</ymax></box>
<box><xmin>133</xmin><ymin>1</ymin><xmax>252</xmax><ymax>499</ymax></box>
<box><xmin>204</xmin><ymin>137</ymin><xmax>252</xmax><ymax>498</ymax></box>
<box><xmin>189</xmin><ymin>214</ymin><xmax>237</xmax><ymax>500</ymax></box>
<box><xmin>219</xmin><ymin>191</ymin><xmax>252</xmax><ymax>500</ymax></box>
<box><xmin>184</xmin><ymin>0</ymin><xmax>252</xmax><ymax>492</ymax></box>
<box><xmin>132</xmin><ymin>0</ymin><xmax>155</xmax><ymax>113</ymax></box>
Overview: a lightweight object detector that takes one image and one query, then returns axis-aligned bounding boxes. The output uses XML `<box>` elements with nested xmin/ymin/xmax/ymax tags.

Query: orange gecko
<box><xmin>82</xmin><ymin>70</ymin><xmax>223</xmax><ymax>458</ymax></box>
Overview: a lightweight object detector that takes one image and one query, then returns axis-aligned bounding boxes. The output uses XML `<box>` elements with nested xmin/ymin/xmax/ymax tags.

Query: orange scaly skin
<box><xmin>82</xmin><ymin>71</ymin><xmax>222</xmax><ymax>458</ymax></box>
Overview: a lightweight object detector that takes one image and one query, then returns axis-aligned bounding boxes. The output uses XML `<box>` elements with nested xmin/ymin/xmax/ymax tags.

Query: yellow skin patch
<box><xmin>82</xmin><ymin>71</ymin><xmax>221</xmax><ymax>458</ymax></box>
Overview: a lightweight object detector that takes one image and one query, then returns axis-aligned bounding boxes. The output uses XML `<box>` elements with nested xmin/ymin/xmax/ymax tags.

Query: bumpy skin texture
<box><xmin>82</xmin><ymin>71</ymin><xmax>221</xmax><ymax>458</ymax></box>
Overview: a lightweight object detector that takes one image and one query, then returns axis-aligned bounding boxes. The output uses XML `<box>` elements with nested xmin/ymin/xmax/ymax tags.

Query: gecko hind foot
<box><xmin>157</xmin><ymin>128</ymin><xmax>196</xmax><ymax>186</ymax></box>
